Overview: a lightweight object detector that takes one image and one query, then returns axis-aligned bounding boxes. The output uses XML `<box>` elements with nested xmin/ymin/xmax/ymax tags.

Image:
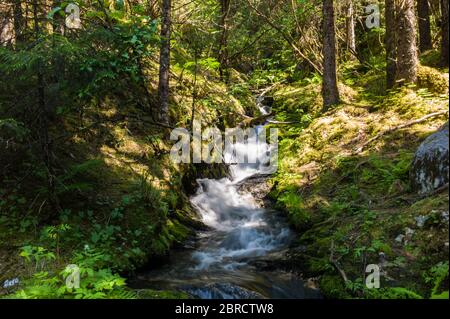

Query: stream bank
<box><xmin>266</xmin><ymin>71</ymin><xmax>449</xmax><ymax>299</ymax></box>
<box><xmin>128</xmin><ymin>96</ymin><xmax>322</xmax><ymax>299</ymax></box>
<box><xmin>129</xmin><ymin>172</ymin><xmax>321</xmax><ymax>299</ymax></box>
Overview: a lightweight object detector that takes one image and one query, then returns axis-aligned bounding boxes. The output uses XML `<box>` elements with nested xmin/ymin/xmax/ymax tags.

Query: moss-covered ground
<box><xmin>0</xmin><ymin>54</ymin><xmax>255</xmax><ymax>298</ymax></box>
<box><xmin>268</xmin><ymin>55</ymin><xmax>449</xmax><ymax>299</ymax></box>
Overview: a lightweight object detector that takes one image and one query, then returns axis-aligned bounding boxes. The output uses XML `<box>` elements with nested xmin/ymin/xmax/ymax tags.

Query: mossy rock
<box><xmin>181</xmin><ymin>163</ymin><xmax>229</xmax><ymax>195</ymax></box>
<box><xmin>410</xmin><ymin>122</ymin><xmax>449</xmax><ymax>194</ymax></box>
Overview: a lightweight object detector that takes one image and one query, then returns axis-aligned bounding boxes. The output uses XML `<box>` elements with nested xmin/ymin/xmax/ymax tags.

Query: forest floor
<box><xmin>268</xmin><ymin>52</ymin><xmax>449</xmax><ymax>298</ymax></box>
<box><xmin>0</xmin><ymin>63</ymin><xmax>254</xmax><ymax>298</ymax></box>
<box><xmin>0</xmin><ymin>48</ymin><xmax>448</xmax><ymax>299</ymax></box>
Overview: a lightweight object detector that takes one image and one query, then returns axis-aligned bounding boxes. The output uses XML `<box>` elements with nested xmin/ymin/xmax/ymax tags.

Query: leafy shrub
<box><xmin>19</xmin><ymin>245</ymin><xmax>56</xmax><ymax>273</ymax></box>
<box><xmin>424</xmin><ymin>261</ymin><xmax>449</xmax><ymax>299</ymax></box>
<box><xmin>12</xmin><ymin>246</ymin><xmax>136</xmax><ymax>299</ymax></box>
<box><xmin>278</xmin><ymin>192</ymin><xmax>311</xmax><ymax>229</ymax></box>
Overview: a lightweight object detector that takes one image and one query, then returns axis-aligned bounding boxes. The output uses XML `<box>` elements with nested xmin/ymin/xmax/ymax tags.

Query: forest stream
<box><xmin>1</xmin><ymin>0</ymin><xmax>449</xmax><ymax>304</ymax></box>
<box><xmin>129</xmin><ymin>98</ymin><xmax>321</xmax><ymax>299</ymax></box>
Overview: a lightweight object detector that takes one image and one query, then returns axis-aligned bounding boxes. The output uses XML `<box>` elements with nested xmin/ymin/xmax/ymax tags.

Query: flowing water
<box><xmin>130</xmin><ymin>98</ymin><xmax>320</xmax><ymax>299</ymax></box>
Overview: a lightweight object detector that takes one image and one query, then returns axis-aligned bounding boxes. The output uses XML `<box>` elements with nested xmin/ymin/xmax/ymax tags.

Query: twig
<box><xmin>267</xmin><ymin>119</ymin><xmax>296</xmax><ymax>125</ymax></box>
<box><xmin>353</xmin><ymin>110</ymin><xmax>449</xmax><ymax>154</ymax></box>
<box><xmin>227</xmin><ymin>28</ymin><xmax>271</xmax><ymax>62</ymax></box>
<box><xmin>245</xmin><ymin>0</ymin><xmax>322</xmax><ymax>75</ymax></box>
<box><xmin>238</xmin><ymin>113</ymin><xmax>275</xmax><ymax>128</ymax></box>
<box><xmin>255</xmin><ymin>79</ymin><xmax>287</xmax><ymax>98</ymax></box>
<box><xmin>329</xmin><ymin>240</ymin><xmax>349</xmax><ymax>283</ymax></box>
<box><xmin>234</xmin><ymin>112</ymin><xmax>253</xmax><ymax>120</ymax></box>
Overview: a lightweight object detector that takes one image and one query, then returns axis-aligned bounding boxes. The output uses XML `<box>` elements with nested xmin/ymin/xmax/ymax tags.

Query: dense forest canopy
<box><xmin>0</xmin><ymin>0</ymin><xmax>448</xmax><ymax>300</ymax></box>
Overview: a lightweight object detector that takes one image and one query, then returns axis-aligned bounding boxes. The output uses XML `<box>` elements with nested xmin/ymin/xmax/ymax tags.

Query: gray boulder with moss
<box><xmin>411</xmin><ymin>122</ymin><xmax>449</xmax><ymax>194</ymax></box>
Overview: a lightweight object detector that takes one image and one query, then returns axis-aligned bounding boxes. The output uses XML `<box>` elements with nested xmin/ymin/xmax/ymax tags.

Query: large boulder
<box><xmin>411</xmin><ymin>122</ymin><xmax>449</xmax><ymax>194</ymax></box>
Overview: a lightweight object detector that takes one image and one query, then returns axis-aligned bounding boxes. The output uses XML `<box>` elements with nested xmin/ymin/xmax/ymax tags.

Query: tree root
<box><xmin>419</xmin><ymin>183</ymin><xmax>449</xmax><ymax>199</ymax></box>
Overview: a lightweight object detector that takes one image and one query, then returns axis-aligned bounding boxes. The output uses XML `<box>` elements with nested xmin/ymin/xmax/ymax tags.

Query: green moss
<box><xmin>277</xmin><ymin>192</ymin><xmax>311</xmax><ymax>230</ymax></box>
<box><xmin>417</xmin><ymin>65</ymin><xmax>449</xmax><ymax>94</ymax></box>
<box><xmin>167</xmin><ymin>219</ymin><xmax>192</xmax><ymax>244</ymax></box>
<box><xmin>366</xmin><ymin>287</ymin><xmax>423</xmax><ymax>299</ymax></box>
<box><xmin>319</xmin><ymin>275</ymin><xmax>351</xmax><ymax>299</ymax></box>
<box><xmin>431</xmin><ymin>291</ymin><xmax>449</xmax><ymax>299</ymax></box>
<box><xmin>136</xmin><ymin>289</ymin><xmax>192</xmax><ymax>299</ymax></box>
<box><xmin>272</xmin><ymin>82</ymin><xmax>322</xmax><ymax>119</ymax></box>
<box><xmin>271</xmin><ymin>62</ymin><xmax>449</xmax><ymax>299</ymax></box>
<box><xmin>409</xmin><ymin>194</ymin><xmax>449</xmax><ymax>215</ymax></box>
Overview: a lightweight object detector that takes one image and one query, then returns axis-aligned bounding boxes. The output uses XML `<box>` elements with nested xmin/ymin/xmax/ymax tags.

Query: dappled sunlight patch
<box><xmin>273</xmin><ymin>82</ymin><xmax>323</xmax><ymax>116</ymax></box>
<box><xmin>338</xmin><ymin>83</ymin><xmax>359</xmax><ymax>104</ymax></box>
<box><xmin>380</xmin><ymin>87</ymin><xmax>448</xmax><ymax>119</ymax></box>
<box><xmin>417</xmin><ymin>65</ymin><xmax>449</xmax><ymax>94</ymax></box>
<box><xmin>98</xmin><ymin>107</ymin><xmax>119</xmax><ymax>119</ymax></box>
<box><xmin>271</xmin><ymin>62</ymin><xmax>449</xmax><ymax>298</ymax></box>
<box><xmin>100</xmin><ymin>145</ymin><xmax>125</xmax><ymax>168</ymax></box>
<box><xmin>169</xmin><ymin>65</ymin><xmax>251</xmax><ymax>128</ymax></box>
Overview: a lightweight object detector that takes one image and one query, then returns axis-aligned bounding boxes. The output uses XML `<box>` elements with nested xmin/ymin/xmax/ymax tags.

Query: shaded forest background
<box><xmin>0</xmin><ymin>0</ymin><xmax>448</xmax><ymax>299</ymax></box>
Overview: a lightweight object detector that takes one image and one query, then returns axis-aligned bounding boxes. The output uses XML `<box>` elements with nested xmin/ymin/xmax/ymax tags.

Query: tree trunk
<box><xmin>418</xmin><ymin>0</ymin><xmax>433</xmax><ymax>51</ymax></box>
<box><xmin>346</xmin><ymin>0</ymin><xmax>356</xmax><ymax>58</ymax></box>
<box><xmin>158</xmin><ymin>0</ymin><xmax>171</xmax><ymax>125</ymax></box>
<box><xmin>33</xmin><ymin>0</ymin><xmax>60</xmax><ymax>215</ymax></box>
<box><xmin>322</xmin><ymin>0</ymin><xmax>339</xmax><ymax>111</ymax></box>
<box><xmin>395</xmin><ymin>0</ymin><xmax>418</xmax><ymax>85</ymax></box>
<box><xmin>0</xmin><ymin>1</ymin><xmax>15</xmax><ymax>45</ymax></box>
<box><xmin>386</xmin><ymin>0</ymin><xmax>397</xmax><ymax>89</ymax></box>
<box><xmin>12</xmin><ymin>0</ymin><xmax>23</xmax><ymax>43</ymax></box>
<box><xmin>218</xmin><ymin>0</ymin><xmax>231</xmax><ymax>81</ymax></box>
<box><xmin>52</xmin><ymin>0</ymin><xmax>64</xmax><ymax>35</ymax></box>
<box><xmin>190</xmin><ymin>51</ymin><xmax>198</xmax><ymax>133</ymax></box>
<box><xmin>440</xmin><ymin>0</ymin><xmax>449</xmax><ymax>66</ymax></box>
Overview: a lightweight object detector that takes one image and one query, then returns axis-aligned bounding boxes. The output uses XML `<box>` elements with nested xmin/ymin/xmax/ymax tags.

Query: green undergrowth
<box><xmin>0</xmin><ymin>46</ymin><xmax>253</xmax><ymax>298</ymax></box>
<box><xmin>3</xmin><ymin>246</ymin><xmax>191</xmax><ymax>299</ymax></box>
<box><xmin>269</xmin><ymin>56</ymin><xmax>449</xmax><ymax>299</ymax></box>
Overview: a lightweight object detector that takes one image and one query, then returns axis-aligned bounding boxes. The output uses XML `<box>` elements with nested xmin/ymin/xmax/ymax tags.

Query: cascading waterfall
<box><xmin>130</xmin><ymin>97</ymin><xmax>320</xmax><ymax>299</ymax></box>
<box><xmin>190</xmin><ymin>99</ymin><xmax>289</xmax><ymax>271</ymax></box>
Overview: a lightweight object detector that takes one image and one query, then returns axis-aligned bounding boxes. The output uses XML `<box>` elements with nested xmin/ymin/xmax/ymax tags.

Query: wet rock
<box><xmin>379</xmin><ymin>252</ymin><xmax>388</xmax><ymax>267</ymax></box>
<box><xmin>405</xmin><ymin>227</ymin><xmax>415</xmax><ymax>241</ymax></box>
<box><xmin>290</xmin><ymin>245</ymin><xmax>308</xmax><ymax>254</ymax></box>
<box><xmin>262</xmin><ymin>96</ymin><xmax>274</xmax><ymax>108</ymax></box>
<box><xmin>442</xmin><ymin>211</ymin><xmax>449</xmax><ymax>223</ymax></box>
<box><xmin>395</xmin><ymin>234</ymin><xmax>405</xmax><ymax>244</ymax></box>
<box><xmin>415</xmin><ymin>215</ymin><xmax>429</xmax><ymax>228</ymax></box>
<box><xmin>305</xmin><ymin>278</ymin><xmax>319</xmax><ymax>290</ymax></box>
<box><xmin>182</xmin><ymin>163</ymin><xmax>229</xmax><ymax>195</ymax></box>
<box><xmin>179</xmin><ymin>238</ymin><xmax>197</xmax><ymax>250</ymax></box>
<box><xmin>184</xmin><ymin>283</ymin><xmax>264</xmax><ymax>299</ymax></box>
<box><xmin>245</xmin><ymin>249</ymin><xmax>289</xmax><ymax>269</ymax></box>
<box><xmin>410</xmin><ymin>122</ymin><xmax>449</xmax><ymax>194</ymax></box>
<box><xmin>237</xmin><ymin>174</ymin><xmax>273</xmax><ymax>206</ymax></box>
<box><xmin>256</xmin><ymin>95</ymin><xmax>274</xmax><ymax>113</ymax></box>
